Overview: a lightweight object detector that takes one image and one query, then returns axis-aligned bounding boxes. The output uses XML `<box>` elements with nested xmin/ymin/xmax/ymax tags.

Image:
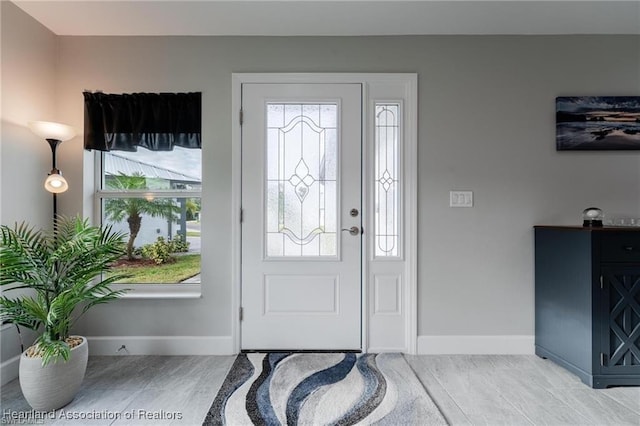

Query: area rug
<box><xmin>203</xmin><ymin>352</ymin><xmax>447</xmax><ymax>426</ymax></box>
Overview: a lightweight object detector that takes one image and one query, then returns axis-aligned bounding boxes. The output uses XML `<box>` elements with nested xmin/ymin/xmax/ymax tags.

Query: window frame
<box><xmin>94</xmin><ymin>151</ymin><xmax>203</xmax><ymax>299</ymax></box>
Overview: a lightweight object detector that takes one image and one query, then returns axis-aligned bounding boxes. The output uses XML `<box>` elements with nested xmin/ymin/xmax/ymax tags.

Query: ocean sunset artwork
<box><xmin>556</xmin><ymin>96</ymin><xmax>640</xmax><ymax>150</ymax></box>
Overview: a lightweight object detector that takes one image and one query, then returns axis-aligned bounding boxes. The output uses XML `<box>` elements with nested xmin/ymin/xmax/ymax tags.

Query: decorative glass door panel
<box><xmin>266</xmin><ymin>103</ymin><xmax>338</xmax><ymax>257</ymax></box>
<box><xmin>374</xmin><ymin>104</ymin><xmax>400</xmax><ymax>258</ymax></box>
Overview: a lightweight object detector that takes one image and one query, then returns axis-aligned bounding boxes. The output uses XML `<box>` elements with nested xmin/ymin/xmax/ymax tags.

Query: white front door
<box><xmin>241</xmin><ymin>83</ymin><xmax>362</xmax><ymax>350</ymax></box>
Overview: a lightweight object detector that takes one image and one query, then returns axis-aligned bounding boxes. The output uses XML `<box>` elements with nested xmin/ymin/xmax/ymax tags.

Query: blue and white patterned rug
<box><xmin>202</xmin><ymin>352</ymin><xmax>448</xmax><ymax>426</ymax></box>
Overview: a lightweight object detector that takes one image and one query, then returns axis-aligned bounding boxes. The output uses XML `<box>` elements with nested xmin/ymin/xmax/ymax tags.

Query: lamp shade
<box><xmin>44</xmin><ymin>171</ymin><xmax>68</xmax><ymax>193</ymax></box>
<box><xmin>28</xmin><ymin>121</ymin><xmax>76</xmax><ymax>142</ymax></box>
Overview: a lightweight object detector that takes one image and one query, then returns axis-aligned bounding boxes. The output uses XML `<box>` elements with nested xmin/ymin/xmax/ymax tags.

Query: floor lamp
<box><xmin>28</xmin><ymin>121</ymin><xmax>76</xmax><ymax>224</ymax></box>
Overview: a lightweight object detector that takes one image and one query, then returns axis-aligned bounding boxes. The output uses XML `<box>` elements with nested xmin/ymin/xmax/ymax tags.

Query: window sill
<box><xmin>112</xmin><ymin>283</ymin><xmax>202</xmax><ymax>299</ymax></box>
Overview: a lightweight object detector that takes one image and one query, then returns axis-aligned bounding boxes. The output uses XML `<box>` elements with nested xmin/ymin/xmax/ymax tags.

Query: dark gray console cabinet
<box><xmin>534</xmin><ymin>226</ymin><xmax>640</xmax><ymax>388</ymax></box>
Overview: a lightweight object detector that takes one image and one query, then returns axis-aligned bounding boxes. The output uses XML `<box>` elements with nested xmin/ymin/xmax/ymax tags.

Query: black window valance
<box><xmin>83</xmin><ymin>91</ymin><xmax>201</xmax><ymax>152</ymax></box>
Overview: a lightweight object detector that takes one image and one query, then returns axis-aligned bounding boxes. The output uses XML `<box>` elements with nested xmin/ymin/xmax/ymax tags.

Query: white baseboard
<box><xmin>1</xmin><ymin>354</ymin><xmax>20</xmax><ymax>385</ymax></box>
<box><xmin>86</xmin><ymin>336</ymin><xmax>235</xmax><ymax>356</ymax></box>
<box><xmin>418</xmin><ymin>335</ymin><xmax>534</xmax><ymax>355</ymax></box>
<box><xmin>368</xmin><ymin>346</ymin><xmax>408</xmax><ymax>354</ymax></box>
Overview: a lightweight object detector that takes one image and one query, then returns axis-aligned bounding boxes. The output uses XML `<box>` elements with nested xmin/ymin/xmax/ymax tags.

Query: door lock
<box><xmin>350</xmin><ymin>208</ymin><xmax>359</xmax><ymax>217</ymax></box>
<box><xmin>341</xmin><ymin>226</ymin><xmax>360</xmax><ymax>236</ymax></box>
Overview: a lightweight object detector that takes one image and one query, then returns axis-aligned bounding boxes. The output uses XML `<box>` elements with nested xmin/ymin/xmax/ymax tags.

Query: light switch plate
<box><xmin>450</xmin><ymin>191</ymin><xmax>473</xmax><ymax>207</ymax></box>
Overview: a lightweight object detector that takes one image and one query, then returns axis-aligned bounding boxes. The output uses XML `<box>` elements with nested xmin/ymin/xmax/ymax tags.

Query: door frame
<box><xmin>231</xmin><ymin>73</ymin><xmax>418</xmax><ymax>354</ymax></box>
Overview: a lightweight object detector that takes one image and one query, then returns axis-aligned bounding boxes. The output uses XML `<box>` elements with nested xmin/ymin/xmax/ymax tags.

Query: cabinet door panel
<box><xmin>600</xmin><ymin>266</ymin><xmax>640</xmax><ymax>375</ymax></box>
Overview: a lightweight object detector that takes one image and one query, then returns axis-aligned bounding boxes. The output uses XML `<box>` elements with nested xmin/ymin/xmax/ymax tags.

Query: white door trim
<box><xmin>231</xmin><ymin>73</ymin><xmax>418</xmax><ymax>354</ymax></box>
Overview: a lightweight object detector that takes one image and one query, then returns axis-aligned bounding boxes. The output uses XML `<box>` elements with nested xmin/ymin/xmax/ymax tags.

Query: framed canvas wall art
<box><xmin>556</xmin><ymin>96</ymin><xmax>640</xmax><ymax>151</ymax></box>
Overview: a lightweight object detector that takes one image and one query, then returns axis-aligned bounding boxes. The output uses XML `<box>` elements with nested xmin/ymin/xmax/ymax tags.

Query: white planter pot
<box><xmin>19</xmin><ymin>336</ymin><xmax>88</xmax><ymax>411</ymax></box>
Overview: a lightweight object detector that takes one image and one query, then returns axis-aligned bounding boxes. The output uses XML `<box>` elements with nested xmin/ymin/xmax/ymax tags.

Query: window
<box><xmin>96</xmin><ymin>147</ymin><xmax>202</xmax><ymax>285</ymax></box>
<box><xmin>265</xmin><ymin>103</ymin><xmax>339</xmax><ymax>257</ymax></box>
<box><xmin>374</xmin><ymin>103</ymin><xmax>401</xmax><ymax>258</ymax></box>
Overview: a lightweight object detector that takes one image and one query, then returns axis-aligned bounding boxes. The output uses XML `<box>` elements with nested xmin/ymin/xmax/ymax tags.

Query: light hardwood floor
<box><xmin>404</xmin><ymin>355</ymin><xmax>640</xmax><ymax>426</ymax></box>
<box><xmin>1</xmin><ymin>355</ymin><xmax>639</xmax><ymax>425</ymax></box>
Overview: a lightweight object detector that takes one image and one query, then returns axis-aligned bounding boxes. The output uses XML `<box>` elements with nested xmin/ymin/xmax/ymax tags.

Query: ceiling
<box><xmin>13</xmin><ymin>0</ymin><xmax>640</xmax><ymax>36</ymax></box>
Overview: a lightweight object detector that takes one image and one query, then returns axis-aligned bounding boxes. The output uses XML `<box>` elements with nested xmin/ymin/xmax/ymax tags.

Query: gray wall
<box><xmin>0</xmin><ymin>2</ymin><xmax>57</xmax><ymax>372</ymax></box>
<box><xmin>55</xmin><ymin>34</ymin><xmax>640</xmax><ymax>340</ymax></box>
<box><xmin>3</xmin><ymin>2</ymin><xmax>640</xmax><ymax>345</ymax></box>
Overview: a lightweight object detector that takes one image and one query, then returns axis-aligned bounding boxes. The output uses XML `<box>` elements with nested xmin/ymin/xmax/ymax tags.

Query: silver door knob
<box><xmin>341</xmin><ymin>226</ymin><xmax>360</xmax><ymax>236</ymax></box>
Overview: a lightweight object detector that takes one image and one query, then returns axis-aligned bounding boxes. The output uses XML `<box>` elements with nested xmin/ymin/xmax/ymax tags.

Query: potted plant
<box><xmin>0</xmin><ymin>216</ymin><xmax>127</xmax><ymax>411</ymax></box>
